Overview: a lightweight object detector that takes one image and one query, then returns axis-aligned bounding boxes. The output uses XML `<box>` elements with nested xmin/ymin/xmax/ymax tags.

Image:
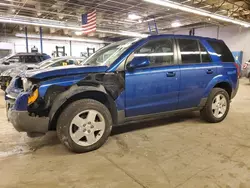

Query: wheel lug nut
<box><xmin>88</xmin><ymin>122</ymin><xmax>91</xmax><ymax>124</ymax></box>
<box><xmin>83</xmin><ymin>124</ymin><xmax>86</xmax><ymax>127</ymax></box>
<box><xmin>91</xmin><ymin>125</ymin><xmax>94</xmax><ymax>128</ymax></box>
<box><xmin>83</xmin><ymin>129</ymin><xmax>86</xmax><ymax>132</ymax></box>
<box><xmin>88</xmin><ymin>130</ymin><xmax>91</xmax><ymax>133</ymax></box>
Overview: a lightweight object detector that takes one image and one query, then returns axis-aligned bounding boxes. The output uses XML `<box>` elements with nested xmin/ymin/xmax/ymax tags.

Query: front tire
<box><xmin>57</xmin><ymin>99</ymin><xmax>112</xmax><ymax>153</ymax></box>
<box><xmin>1</xmin><ymin>86</ymin><xmax>6</xmax><ymax>91</ymax></box>
<box><xmin>200</xmin><ymin>88</ymin><xmax>230</xmax><ymax>123</ymax></box>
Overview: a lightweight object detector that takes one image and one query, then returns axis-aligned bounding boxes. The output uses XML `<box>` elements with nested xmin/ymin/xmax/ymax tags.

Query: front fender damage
<box><xmin>48</xmin><ymin>72</ymin><xmax>125</xmax><ymax>129</ymax></box>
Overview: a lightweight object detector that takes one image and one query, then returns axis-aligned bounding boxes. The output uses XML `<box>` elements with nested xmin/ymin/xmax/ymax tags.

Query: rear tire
<box><xmin>200</xmin><ymin>88</ymin><xmax>230</xmax><ymax>123</ymax></box>
<box><xmin>57</xmin><ymin>99</ymin><xmax>112</xmax><ymax>153</ymax></box>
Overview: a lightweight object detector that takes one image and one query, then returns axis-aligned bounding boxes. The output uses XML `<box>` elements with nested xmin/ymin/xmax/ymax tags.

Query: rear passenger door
<box><xmin>177</xmin><ymin>38</ymin><xmax>217</xmax><ymax>109</ymax></box>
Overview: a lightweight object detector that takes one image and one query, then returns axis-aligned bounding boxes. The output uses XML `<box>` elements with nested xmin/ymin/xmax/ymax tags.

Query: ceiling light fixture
<box><xmin>97</xmin><ymin>29</ymin><xmax>148</xmax><ymax>38</ymax></box>
<box><xmin>171</xmin><ymin>21</ymin><xmax>181</xmax><ymax>27</ymax></box>
<box><xmin>58</xmin><ymin>15</ymin><xmax>64</xmax><ymax>19</ymax></box>
<box><xmin>0</xmin><ymin>18</ymin><xmax>148</xmax><ymax>38</ymax></box>
<box><xmin>143</xmin><ymin>0</ymin><xmax>250</xmax><ymax>27</ymax></box>
<box><xmin>128</xmin><ymin>13</ymin><xmax>141</xmax><ymax>20</ymax></box>
<box><xmin>74</xmin><ymin>31</ymin><xmax>82</xmax><ymax>35</ymax></box>
<box><xmin>15</xmin><ymin>33</ymin><xmax>107</xmax><ymax>44</ymax></box>
<box><xmin>0</xmin><ymin>18</ymin><xmax>82</xmax><ymax>30</ymax></box>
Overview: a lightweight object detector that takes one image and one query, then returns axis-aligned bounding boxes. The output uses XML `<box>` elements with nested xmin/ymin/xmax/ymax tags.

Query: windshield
<box><xmin>0</xmin><ymin>54</ymin><xmax>14</xmax><ymax>63</ymax></box>
<box><xmin>84</xmin><ymin>38</ymin><xmax>139</xmax><ymax>67</ymax></box>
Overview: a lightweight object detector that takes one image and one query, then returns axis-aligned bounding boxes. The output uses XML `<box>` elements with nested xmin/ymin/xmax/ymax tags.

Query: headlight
<box><xmin>22</xmin><ymin>78</ymin><xmax>33</xmax><ymax>91</ymax></box>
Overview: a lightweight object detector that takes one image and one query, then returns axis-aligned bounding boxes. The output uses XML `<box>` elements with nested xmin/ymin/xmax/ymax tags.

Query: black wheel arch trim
<box><xmin>48</xmin><ymin>84</ymin><xmax>118</xmax><ymax>130</ymax></box>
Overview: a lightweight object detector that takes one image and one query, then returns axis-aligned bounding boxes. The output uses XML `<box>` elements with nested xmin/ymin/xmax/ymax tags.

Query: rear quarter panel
<box><xmin>202</xmin><ymin>38</ymin><xmax>238</xmax><ymax>98</ymax></box>
<box><xmin>204</xmin><ymin>62</ymin><xmax>238</xmax><ymax>98</ymax></box>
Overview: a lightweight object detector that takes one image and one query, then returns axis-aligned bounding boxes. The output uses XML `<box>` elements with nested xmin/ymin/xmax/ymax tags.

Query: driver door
<box><xmin>125</xmin><ymin>37</ymin><xmax>180</xmax><ymax>117</ymax></box>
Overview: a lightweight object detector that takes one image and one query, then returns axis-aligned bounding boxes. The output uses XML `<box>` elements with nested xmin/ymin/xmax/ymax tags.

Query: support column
<box><xmin>39</xmin><ymin>27</ymin><xmax>43</xmax><ymax>53</ymax></box>
<box><xmin>25</xmin><ymin>26</ymin><xmax>28</xmax><ymax>53</ymax></box>
<box><xmin>217</xmin><ymin>26</ymin><xmax>220</xmax><ymax>39</ymax></box>
<box><xmin>69</xmin><ymin>40</ymin><xmax>72</xmax><ymax>56</ymax></box>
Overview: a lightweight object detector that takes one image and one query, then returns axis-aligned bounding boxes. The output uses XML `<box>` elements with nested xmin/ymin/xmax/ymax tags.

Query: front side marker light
<box><xmin>28</xmin><ymin>89</ymin><xmax>39</xmax><ymax>105</ymax></box>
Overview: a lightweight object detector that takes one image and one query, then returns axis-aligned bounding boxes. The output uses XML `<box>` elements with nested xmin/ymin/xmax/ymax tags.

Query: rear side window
<box><xmin>207</xmin><ymin>40</ymin><xmax>234</xmax><ymax>62</ymax></box>
<box><xmin>178</xmin><ymin>39</ymin><xmax>212</xmax><ymax>64</ymax></box>
<box><xmin>199</xmin><ymin>42</ymin><xmax>211</xmax><ymax>63</ymax></box>
<box><xmin>23</xmin><ymin>55</ymin><xmax>40</xmax><ymax>63</ymax></box>
<box><xmin>42</xmin><ymin>54</ymin><xmax>51</xmax><ymax>60</ymax></box>
<box><xmin>178</xmin><ymin>39</ymin><xmax>200</xmax><ymax>64</ymax></box>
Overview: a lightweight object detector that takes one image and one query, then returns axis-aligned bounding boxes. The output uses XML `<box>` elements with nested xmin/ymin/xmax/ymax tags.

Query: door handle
<box><xmin>206</xmin><ymin>69</ymin><xmax>213</xmax><ymax>74</ymax></box>
<box><xmin>166</xmin><ymin>72</ymin><xmax>176</xmax><ymax>77</ymax></box>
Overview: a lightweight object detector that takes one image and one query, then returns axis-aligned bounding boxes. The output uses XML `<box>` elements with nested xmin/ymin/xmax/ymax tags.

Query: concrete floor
<box><xmin>0</xmin><ymin>79</ymin><xmax>250</xmax><ymax>188</ymax></box>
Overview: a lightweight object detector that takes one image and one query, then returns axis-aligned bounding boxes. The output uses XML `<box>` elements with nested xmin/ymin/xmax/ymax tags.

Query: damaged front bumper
<box><xmin>9</xmin><ymin>110</ymin><xmax>49</xmax><ymax>133</ymax></box>
<box><xmin>8</xmin><ymin>92</ymin><xmax>49</xmax><ymax>133</ymax></box>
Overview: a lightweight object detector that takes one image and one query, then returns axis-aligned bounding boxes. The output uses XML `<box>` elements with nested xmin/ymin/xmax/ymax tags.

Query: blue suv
<box><xmin>6</xmin><ymin>35</ymin><xmax>239</xmax><ymax>153</ymax></box>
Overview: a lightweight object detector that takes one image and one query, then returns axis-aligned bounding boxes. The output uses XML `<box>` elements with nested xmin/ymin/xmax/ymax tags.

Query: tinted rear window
<box><xmin>23</xmin><ymin>55</ymin><xmax>40</xmax><ymax>63</ymax></box>
<box><xmin>207</xmin><ymin>40</ymin><xmax>234</xmax><ymax>62</ymax></box>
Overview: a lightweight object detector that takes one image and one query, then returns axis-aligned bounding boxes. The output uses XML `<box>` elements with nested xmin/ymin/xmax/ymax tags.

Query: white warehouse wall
<box><xmin>0</xmin><ymin>36</ymin><xmax>105</xmax><ymax>57</ymax></box>
<box><xmin>1</xmin><ymin>25</ymin><xmax>249</xmax><ymax>62</ymax></box>
<box><xmin>172</xmin><ymin>25</ymin><xmax>250</xmax><ymax>63</ymax></box>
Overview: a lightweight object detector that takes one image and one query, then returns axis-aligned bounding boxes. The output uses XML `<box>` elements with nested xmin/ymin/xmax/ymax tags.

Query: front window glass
<box><xmin>84</xmin><ymin>38</ymin><xmax>139</xmax><ymax>67</ymax></box>
<box><xmin>134</xmin><ymin>38</ymin><xmax>174</xmax><ymax>67</ymax></box>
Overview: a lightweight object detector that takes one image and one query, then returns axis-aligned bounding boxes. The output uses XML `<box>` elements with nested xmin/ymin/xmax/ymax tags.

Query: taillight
<box><xmin>243</xmin><ymin>63</ymin><xmax>248</xmax><ymax>69</ymax></box>
<box><xmin>234</xmin><ymin>62</ymin><xmax>240</xmax><ymax>78</ymax></box>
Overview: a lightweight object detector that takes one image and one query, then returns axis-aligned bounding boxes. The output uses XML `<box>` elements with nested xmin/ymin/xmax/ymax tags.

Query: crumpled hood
<box><xmin>23</xmin><ymin>65</ymin><xmax>109</xmax><ymax>79</ymax></box>
<box><xmin>1</xmin><ymin>64</ymin><xmax>39</xmax><ymax>77</ymax></box>
<box><xmin>1</xmin><ymin>65</ymin><xmax>38</xmax><ymax>77</ymax></box>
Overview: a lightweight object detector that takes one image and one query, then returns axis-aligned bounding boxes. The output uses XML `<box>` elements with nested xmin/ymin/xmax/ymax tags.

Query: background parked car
<box><xmin>0</xmin><ymin>52</ymin><xmax>50</xmax><ymax>90</ymax></box>
<box><xmin>0</xmin><ymin>56</ymin><xmax>87</xmax><ymax>90</ymax></box>
<box><xmin>0</xmin><ymin>52</ymin><xmax>50</xmax><ymax>72</ymax></box>
<box><xmin>242</xmin><ymin>60</ymin><xmax>250</xmax><ymax>81</ymax></box>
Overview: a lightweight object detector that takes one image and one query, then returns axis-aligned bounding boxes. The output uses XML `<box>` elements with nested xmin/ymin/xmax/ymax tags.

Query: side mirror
<box><xmin>127</xmin><ymin>57</ymin><xmax>150</xmax><ymax>70</ymax></box>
